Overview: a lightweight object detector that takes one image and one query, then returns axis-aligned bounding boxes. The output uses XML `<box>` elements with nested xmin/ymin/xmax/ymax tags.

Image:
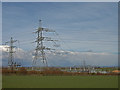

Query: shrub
<box><xmin>18</xmin><ymin>67</ymin><xmax>27</xmax><ymax>75</ymax></box>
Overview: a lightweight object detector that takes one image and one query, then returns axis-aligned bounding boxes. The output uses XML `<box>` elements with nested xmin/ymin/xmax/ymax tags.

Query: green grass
<box><xmin>2</xmin><ymin>75</ymin><xmax>118</xmax><ymax>88</ymax></box>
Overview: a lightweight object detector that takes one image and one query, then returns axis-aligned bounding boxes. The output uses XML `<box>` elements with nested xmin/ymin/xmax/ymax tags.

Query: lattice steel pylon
<box><xmin>32</xmin><ymin>20</ymin><xmax>56</xmax><ymax>70</ymax></box>
<box><xmin>5</xmin><ymin>37</ymin><xmax>17</xmax><ymax>70</ymax></box>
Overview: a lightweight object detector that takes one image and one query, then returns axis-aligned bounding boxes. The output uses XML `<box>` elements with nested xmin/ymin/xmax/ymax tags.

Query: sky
<box><xmin>1</xmin><ymin>45</ymin><xmax>118</xmax><ymax>67</ymax></box>
<box><xmin>1</xmin><ymin>2</ymin><xmax>118</xmax><ymax>66</ymax></box>
<box><xmin>1</xmin><ymin>0</ymin><xmax>120</xmax><ymax>2</ymax></box>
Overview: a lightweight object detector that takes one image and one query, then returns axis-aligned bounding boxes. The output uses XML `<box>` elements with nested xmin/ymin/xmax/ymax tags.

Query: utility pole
<box><xmin>32</xmin><ymin>20</ymin><xmax>56</xmax><ymax>70</ymax></box>
<box><xmin>5</xmin><ymin>37</ymin><xmax>17</xmax><ymax>70</ymax></box>
<box><xmin>83</xmin><ymin>60</ymin><xmax>86</xmax><ymax>68</ymax></box>
<box><xmin>83</xmin><ymin>60</ymin><xmax>86</xmax><ymax>71</ymax></box>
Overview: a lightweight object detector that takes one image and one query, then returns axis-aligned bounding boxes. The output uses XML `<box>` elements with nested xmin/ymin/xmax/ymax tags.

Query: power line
<box><xmin>53</xmin><ymin>32</ymin><xmax>75</xmax><ymax>52</ymax></box>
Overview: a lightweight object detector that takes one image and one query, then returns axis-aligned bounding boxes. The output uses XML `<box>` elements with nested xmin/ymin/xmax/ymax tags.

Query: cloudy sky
<box><xmin>2</xmin><ymin>2</ymin><xmax>118</xmax><ymax>67</ymax></box>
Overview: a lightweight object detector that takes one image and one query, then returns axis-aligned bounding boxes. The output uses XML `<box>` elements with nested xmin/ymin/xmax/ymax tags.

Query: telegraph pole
<box><xmin>32</xmin><ymin>20</ymin><xmax>56</xmax><ymax>70</ymax></box>
<box><xmin>83</xmin><ymin>60</ymin><xmax>86</xmax><ymax>71</ymax></box>
<box><xmin>5</xmin><ymin>37</ymin><xmax>17</xmax><ymax>70</ymax></box>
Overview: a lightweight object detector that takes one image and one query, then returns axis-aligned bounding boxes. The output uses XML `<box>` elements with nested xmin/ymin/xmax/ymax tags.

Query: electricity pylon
<box><xmin>32</xmin><ymin>20</ymin><xmax>56</xmax><ymax>70</ymax></box>
<box><xmin>5</xmin><ymin>37</ymin><xmax>17</xmax><ymax>70</ymax></box>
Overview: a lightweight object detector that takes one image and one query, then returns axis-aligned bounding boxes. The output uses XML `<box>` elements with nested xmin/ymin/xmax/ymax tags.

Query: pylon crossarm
<box><xmin>43</xmin><ymin>28</ymin><xmax>55</xmax><ymax>32</ymax></box>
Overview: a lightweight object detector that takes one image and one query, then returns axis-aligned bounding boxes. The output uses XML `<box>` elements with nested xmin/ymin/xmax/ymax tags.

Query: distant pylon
<box><xmin>32</xmin><ymin>20</ymin><xmax>56</xmax><ymax>70</ymax></box>
<box><xmin>5</xmin><ymin>37</ymin><xmax>17</xmax><ymax>70</ymax></box>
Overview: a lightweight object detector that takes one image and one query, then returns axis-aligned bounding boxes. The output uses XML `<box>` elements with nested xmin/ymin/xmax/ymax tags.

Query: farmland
<box><xmin>2</xmin><ymin>75</ymin><xmax>118</xmax><ymax>88</ymax></box>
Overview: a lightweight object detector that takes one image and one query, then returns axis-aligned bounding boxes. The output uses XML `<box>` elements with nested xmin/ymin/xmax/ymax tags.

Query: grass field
<box><xmin>2</xmin><ymin>75</ymin><xmax>118</xmax><ymax>88</ymax></box>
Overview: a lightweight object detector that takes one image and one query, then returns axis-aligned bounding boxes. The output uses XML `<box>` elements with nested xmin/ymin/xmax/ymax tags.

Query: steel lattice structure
<box><xmin>5</xmin><ymin>37</ymin><xmax>17</xmax><ymax>70</ymax></box>
<box><xmin>32</xmin><ymin>20</ymin><xmax>57</xmax><ymax>69</ymax></box>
